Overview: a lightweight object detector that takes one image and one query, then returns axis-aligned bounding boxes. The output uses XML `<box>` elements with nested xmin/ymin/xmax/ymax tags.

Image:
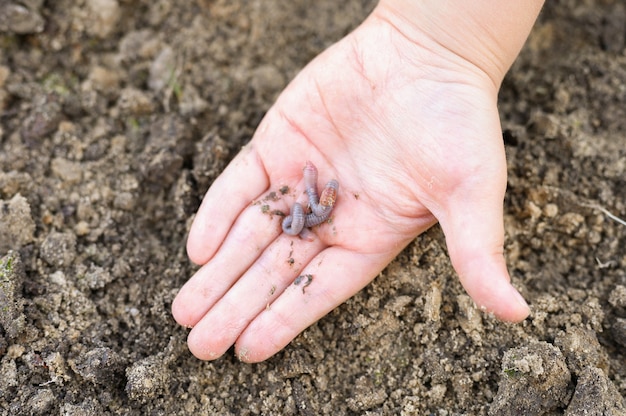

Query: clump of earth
<box><xmin>0</xmin><ymin>0</ymin><xmax>624</xmax><ymax>414</ymax></box>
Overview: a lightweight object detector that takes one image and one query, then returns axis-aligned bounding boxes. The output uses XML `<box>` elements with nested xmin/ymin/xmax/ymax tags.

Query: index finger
<box><xmin>187</xmin><ymin>144</ymin><xmax>269</xmax><ymax>265</ymax></box>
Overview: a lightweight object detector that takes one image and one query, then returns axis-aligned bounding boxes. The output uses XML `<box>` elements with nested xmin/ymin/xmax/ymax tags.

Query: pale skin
<box><xmin>172</xmin><ymin>0</ymin><xmax>546</xmax><ymax>362</ymax></box>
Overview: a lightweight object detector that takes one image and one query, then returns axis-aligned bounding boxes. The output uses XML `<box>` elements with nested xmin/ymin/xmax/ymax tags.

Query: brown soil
<box><xmin>0</xmin><ymin>0</ymin><xmax>624</xmax><ymax>414</ymax></box>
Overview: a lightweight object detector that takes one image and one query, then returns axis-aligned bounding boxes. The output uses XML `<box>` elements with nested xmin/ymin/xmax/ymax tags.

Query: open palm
<box><xmin>172</xmin><ymin>10</ymin><xmax>530</xmax><ymax>362</ymax></box>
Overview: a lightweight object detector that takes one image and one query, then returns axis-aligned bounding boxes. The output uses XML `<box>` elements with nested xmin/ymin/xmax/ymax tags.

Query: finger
<box><xmin>173</xmin><ymin>197</ymin><xmax>288</xmax><ymax>327</ymax></box>
<box><xmin>187</xmin><ymin>144</ymin><xmax>269</xmax><ymax>265</ymax></box>
<box><xmin>185</xmin><ymin>234</ymin><xmax>326</xmax><ymax>360</ymax></box>
<box><xmin>234</xmin><ymin>246</ymin><xmax>393</xmax><ymax>363</ymax></box>
<box><xmin>439</xmin><ymin>181</ymin><xmax>530</xmax><ymax>323</ymax></box>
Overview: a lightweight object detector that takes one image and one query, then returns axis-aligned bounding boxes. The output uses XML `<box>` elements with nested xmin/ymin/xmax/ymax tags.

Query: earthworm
<box><xmin>303</xmin><ymin>162</ymin><xmax>323</xmax><ymax>216</ymax></box>
<box><xmin>282</xmin><ymin>202</ymin><xmax>305</xmax><ymax>235</ymax></box>
<box><xmin>281</xmin><ymin>161</ymin><xmax>338</xmax><ymax>236</ymax></box>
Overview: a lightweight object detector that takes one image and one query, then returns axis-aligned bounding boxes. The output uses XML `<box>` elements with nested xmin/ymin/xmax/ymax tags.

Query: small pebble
<box><xmin>86</xmin><ymin>0</ymin><xmax>121</xmax><ymax>38</ymax></box>
<box><xmin>0</xmin><ymin>194</ymin><xmax>35</xmax><ymax>252</ymax></box>
<box><xmin>40</xmin><ymin>231</ymin><xmax>77</xmax><ymax>267</ymax></box>
<box><xmin>0</xmin><ymin>2</ymin><xmax>44</xmax><ymax>34</ymax></box>
<box><xmin>125</xmin><ymin>355</ymin><xmax>168</xmax><ymax>402</ymax></box>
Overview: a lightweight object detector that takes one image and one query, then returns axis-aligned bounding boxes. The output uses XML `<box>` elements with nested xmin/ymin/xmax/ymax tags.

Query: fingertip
<box><xmin>185</xmin><ymin>198</ymin><xmax>223</xmax><ymax>265</ymax></box>
<box><xmin>479</xmin><ymin>277</ymin><xmax>530</xmax><ymax>323</ymax></box>
<box><xmin>186</xmin><ymin>326</ymin><xmax>230</xmax><ymax>361</ymax></box>
<box><xmin>171</xmin><ymin>292</ymin><xmax>193</xmax><ymax>328</ymax></box>
<box><xmin>235</xmin><ymin>345</ymin><xmax>272</xmax><ymax>364</ymax></box>
<box><xmin>503</xmin><ymin>287</ymin><xmax>531</xmax><ymax>322</ymax></box>
<box><xmin>185</xmin><ymin>183</ymin><xmax>235</xmax><ymax>265</ymax></box>
<box><xmin>186</xmin><ymin>215</ymin><xmax>209</xmax><ymax>265</ymax></box>
<box><xmin>235</xmin><ymin>319</ymin><xmax>289</xmax><ymax>363</ymax></box>
<box><xmin>172</xmin><ymin>301</ymin><xmax>223</xmax><ymax>360</ymax></box>
<box><xmin>453</xmin><ymin>251</ymin><xmax>530</xmax><ymax>323</ymax></box>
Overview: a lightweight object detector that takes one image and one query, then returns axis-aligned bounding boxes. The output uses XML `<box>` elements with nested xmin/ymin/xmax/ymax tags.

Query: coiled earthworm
<box><xmin>281</xmin><ymin>202</ymin><xmax>305</xmax><ymax>235</ymax></box>
<box><xmin>282</xmin><ymin>161</ymin><xmax>338</xmax><ymax>236</ymax></box>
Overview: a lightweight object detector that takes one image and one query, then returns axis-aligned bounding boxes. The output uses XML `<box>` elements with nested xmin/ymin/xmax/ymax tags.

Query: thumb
<box><xmin>438</xmin><ymin>176</ymin><xmax>530</xmax><ymax>323</ymax></box>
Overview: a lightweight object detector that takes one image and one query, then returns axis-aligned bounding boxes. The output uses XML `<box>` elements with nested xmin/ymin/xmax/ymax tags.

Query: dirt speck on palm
<box><xmin>0</xmin><ymin>0</ymin><xmax>624</xmax><ymax>414</ymax></box>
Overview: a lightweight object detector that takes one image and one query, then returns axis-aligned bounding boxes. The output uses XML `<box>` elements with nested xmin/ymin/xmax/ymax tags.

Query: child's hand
<box><xmin>172</xmin><ymin>0</ymin><xmax>542</xmax><ymax>362</ymax></box>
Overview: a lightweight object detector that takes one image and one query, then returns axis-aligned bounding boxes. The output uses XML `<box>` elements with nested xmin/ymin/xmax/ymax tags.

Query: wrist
<box><xmin>374</xmin><ymin>0</ymin><xmax>544</xmax><ymax>87</ymax></box>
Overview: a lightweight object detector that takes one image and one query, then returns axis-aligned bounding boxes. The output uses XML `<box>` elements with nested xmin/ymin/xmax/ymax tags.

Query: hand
<box><xmin>172</xmin><ymin>7</ymin><xmax>530</xmax><ymax>362</ymax></box>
